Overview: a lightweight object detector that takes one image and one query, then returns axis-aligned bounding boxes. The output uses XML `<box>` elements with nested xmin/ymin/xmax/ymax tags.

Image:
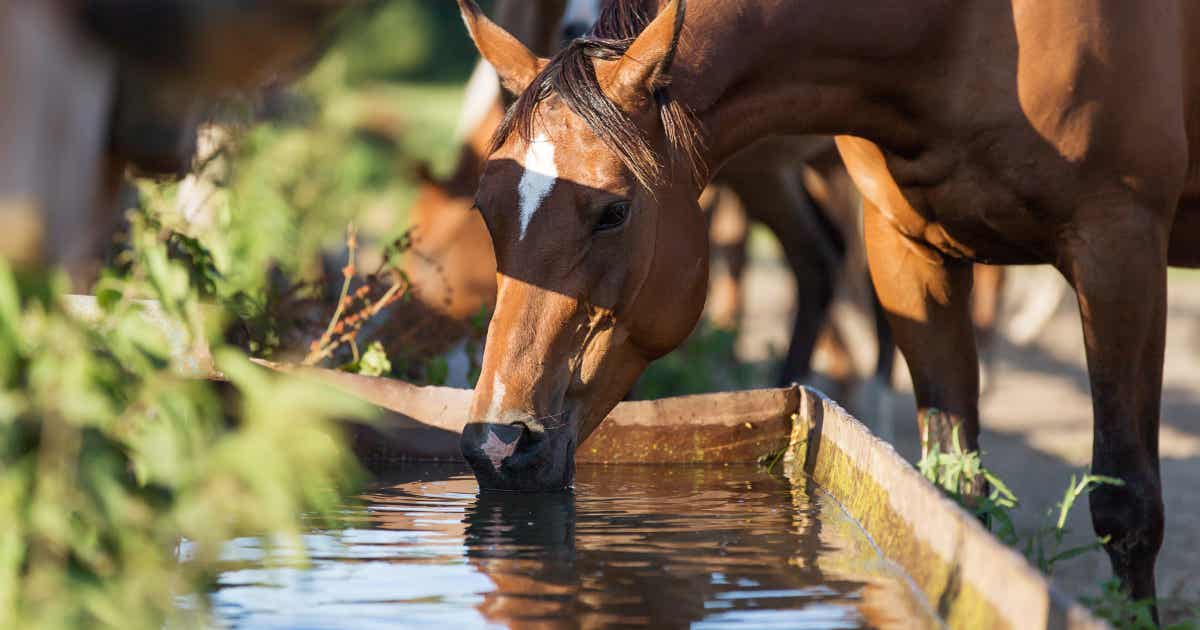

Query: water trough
<box><xmin>288</xmin><ymin>367</ymin><xmax>1110</xmax><ymax>630</ymax></box>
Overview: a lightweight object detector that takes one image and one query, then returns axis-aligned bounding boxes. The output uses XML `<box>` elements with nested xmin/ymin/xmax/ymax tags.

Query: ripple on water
<box><xmin>207</xmin><ymin>463</ymin><xmax>935</xmax><ymax>629</ymax></box>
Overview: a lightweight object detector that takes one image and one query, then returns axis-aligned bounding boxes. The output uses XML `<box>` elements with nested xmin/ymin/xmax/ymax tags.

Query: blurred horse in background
<box><xmin>0</xmin><ymin>0</ymin><xmax>354</xmax><ymax>286</ymax></box>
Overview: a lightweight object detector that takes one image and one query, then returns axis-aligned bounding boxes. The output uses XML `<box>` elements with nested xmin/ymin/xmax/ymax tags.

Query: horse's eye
<box><xmin>594</xmin><ymin>201</ymin><xmax>631</xmax><ymax>233</ymax></box>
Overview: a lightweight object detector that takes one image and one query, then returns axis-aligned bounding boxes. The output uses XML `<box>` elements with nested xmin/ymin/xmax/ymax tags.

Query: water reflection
<box><xmin>210</xmin><ymin>464</ymin><xmax>932</xmax><ymax>629</ymax></box>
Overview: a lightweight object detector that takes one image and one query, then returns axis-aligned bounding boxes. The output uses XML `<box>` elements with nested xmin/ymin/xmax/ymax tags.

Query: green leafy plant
<box><xmin>302</xmin><ymin>226</ymin><xmax>409</xmax><ymax>370</ymax></box>
<box><xmin>1083</xmin><ymin>579</ymin><xmax>1198</xmax><ymax>630</ymax></box>
<box><xmin>347</xmin><ymin>341</ymin><xmax>394</xmax><ymax>377</ymax></box>
<box><xmin>1023</xmin><ymin>473</ymin><xmax>1122</xmax><ymax>575</ymax></box>
<box><xmin>914</xmin><ymin>429</ymin><xmax>1200</xmax><ymax>628</ymax></box>
<box><xmin>0</xmin><ymin>244</ymin><xmax>368</xmax><ymax>629</ymax></box>
<box><xmin>0</xmin><ymin>5</ymin><xmax>490</xmax><ymax>627</ymax></box>
<box><xmin>917</xmin><ymin>425</ymin><xmax>1019</xmax><ymax>545</ymax></box>
<box><xmin>915</xmin><ymin>428</ymin><xmax>1125</xmax><ymax>573</ymax></box>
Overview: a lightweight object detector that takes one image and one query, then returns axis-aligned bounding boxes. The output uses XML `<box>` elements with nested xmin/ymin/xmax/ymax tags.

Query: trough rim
<box><xmin>785</xmin><ymin>385</ymin><xmax>1110</xmax><ymax>630</ymax></box>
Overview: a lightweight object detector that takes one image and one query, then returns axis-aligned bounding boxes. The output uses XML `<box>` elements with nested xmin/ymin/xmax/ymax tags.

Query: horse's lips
<box><xmin>500</xmin><ymin>423</ymin><xmax>559</xmax><ymax>473</ymax></box>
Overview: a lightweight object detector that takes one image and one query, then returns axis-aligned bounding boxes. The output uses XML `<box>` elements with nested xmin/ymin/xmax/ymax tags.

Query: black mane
<box><xmin>490</xmin><ymin>0</ymin><xmax>704</xmax><ymax>190</ymax></box>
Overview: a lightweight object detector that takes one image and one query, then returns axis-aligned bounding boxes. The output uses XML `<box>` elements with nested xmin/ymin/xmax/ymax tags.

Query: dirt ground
<box><xmin>735</xmin><ymin>259</ymin><xmax>1200</xmax><ymax>622</ymax></box>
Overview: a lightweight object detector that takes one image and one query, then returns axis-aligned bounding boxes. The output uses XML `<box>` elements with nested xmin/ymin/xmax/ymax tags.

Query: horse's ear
<box><xmin>596</xmin><ymin>0</ymin><xmax>686</xmax><ymax>110</ymax></box>
<box><xmin>457</xmin><ymin>0</ymin><xmax>547</xmax><ymax>95</ymax></box>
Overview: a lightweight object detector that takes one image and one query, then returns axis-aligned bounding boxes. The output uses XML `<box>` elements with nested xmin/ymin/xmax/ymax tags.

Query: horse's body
<box><xmin>456</xmin><ymin>0</ymin><xmax>1200</xmax><ymax>612</ymax></box>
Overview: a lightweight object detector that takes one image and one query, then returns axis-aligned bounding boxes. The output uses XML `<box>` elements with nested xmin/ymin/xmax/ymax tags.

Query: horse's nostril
<box><xmin>510</xmin><ymin>418</ymin><xmax>546</xmax><ymax>442</ymax></box>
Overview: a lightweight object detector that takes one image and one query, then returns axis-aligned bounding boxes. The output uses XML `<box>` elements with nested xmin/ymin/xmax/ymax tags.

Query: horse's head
<box><xmin>457</xmin><ymin>0</ymin><xmax>708</xmax><ymax>491</ymax></box>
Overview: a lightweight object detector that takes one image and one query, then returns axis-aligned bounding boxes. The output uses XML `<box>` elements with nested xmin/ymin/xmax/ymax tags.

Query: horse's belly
<box><xmin>838</xmin><ymin>137</ymin><xmax>1063</xmax><ymax>266</ymax></box>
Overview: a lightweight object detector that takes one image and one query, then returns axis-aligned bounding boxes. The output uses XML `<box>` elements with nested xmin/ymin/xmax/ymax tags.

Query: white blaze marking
<box><xmin>517</xmin><ymin>134</ymin><xmax>558</xmax><ymax>240</ymax></box>
<box><xmin>486</xmin><ymin>375</ymin><xmax>507</xmax><ymax>420</ymax></box>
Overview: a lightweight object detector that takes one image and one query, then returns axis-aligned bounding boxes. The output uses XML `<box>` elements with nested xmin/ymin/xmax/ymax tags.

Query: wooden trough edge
<box><xmin>57</xmin><ymin>294</ymin><xmax>795</xmax><ymax>464</ymax></box>
<box><xmin>269</xmin><ymin>365</ymin><xmax>798</xmax><ymax>465</ymax></box>
<box><xmin>294</xmin><ymin>369</ymin><xmax>1110</xmax><ymax>629</ymax></box>
<box><xmin>787</xmin><ymin>387</ymin><xmax>1110</xmax><ymax>630</ymax></box>
<box><xmin>269</xmin><ymin>367</ymin><xmax>1107</xmax><ymax>629</ymax></box>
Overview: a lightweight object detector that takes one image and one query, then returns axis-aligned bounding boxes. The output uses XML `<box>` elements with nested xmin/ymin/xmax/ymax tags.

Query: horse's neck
<box><xmin>670</xmin><ymin>0</ymin><xmax>954</xmax><ymax>168</ymax></box>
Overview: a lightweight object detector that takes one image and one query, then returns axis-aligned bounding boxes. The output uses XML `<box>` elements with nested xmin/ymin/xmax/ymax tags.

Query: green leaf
<box><xmin>355</xmin><ymin>341</ymin><xmax>393</xmax><ymax>378</ymax></box>
<box><xmin>1047</xmin><ymin>541</ymin><xmax>1106</xmax><ymax>568</ymax></box>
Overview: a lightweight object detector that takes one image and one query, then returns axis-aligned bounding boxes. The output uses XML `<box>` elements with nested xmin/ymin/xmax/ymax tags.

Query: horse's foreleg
<box><xmin>1061</xmin><ymin>212</ymin><xmax>1166</xmax><ymax>612</ymax></box>
<box><xmin>863</xmin><ymin>201</ymin><xmax>982</xmax><ymax>486</ymax></box>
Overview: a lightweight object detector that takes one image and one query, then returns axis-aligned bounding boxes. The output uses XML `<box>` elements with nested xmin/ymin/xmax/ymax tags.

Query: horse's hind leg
<box><xmin>704</xmin><ymin>186</ymin><xmax>749</xmax><ymax>331</ymax></box>
<box><xmin>863</xmin><ymin>201</ymin><xmax>983</xmax><ymax>489</ymax></box>
<box><xmin>971</xmin><ymin>264</ymin><xmax>1005</xmax><ymax>394</ymax></box>
<box><xmin>1061</xmin><ymin>211</ymin><xmax>1166</xmax><ymax>611</ymax></box>
<box><xmin>737</xmin><ymin>169</ymin><xmax>844</xmax><ymax>388</ymax></box>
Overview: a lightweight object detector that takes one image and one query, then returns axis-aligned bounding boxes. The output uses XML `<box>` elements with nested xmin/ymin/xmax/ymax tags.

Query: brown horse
<box><xmin>457</xmin><ymin>0</ymin><xmax>1200</xmax><ymax>611</ymax></box>
<box><xmin>404</xmin><ymin>101</ymin><xmax>867</xmax><ymax>391</ymax></box>
<box><xmin>406</xmin><ymin>0</ymin><xmax>878</xmax><ymax>393</ymax></box>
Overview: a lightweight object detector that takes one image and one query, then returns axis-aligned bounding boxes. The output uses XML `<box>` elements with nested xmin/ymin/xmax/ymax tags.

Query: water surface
<box><xmin>211</xmin><ymin>464</ymin><xmax>933</xmax><ymax>629</ymax></box>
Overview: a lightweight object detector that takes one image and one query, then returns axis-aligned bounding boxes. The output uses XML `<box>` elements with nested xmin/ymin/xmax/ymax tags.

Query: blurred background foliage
<box><xmin>2</xmin><ymin>2</ymin><xmax>485</xmax><ymax>628</ymax></box>
<box><xmin>2</xmin><ymin>0</ymin><xmax>770</xmax><ymax>625</ymax></box>
<box><xmin>177</xmin><ymin>0</ymin><xmax>483</xmax><ymax>312</ymax></box>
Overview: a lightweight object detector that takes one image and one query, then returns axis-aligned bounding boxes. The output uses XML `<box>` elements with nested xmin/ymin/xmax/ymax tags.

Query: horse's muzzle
<box><xmin>461</xmin><ymin>417</ymin><xmax>571</xmax><ymax>492</ymax></box>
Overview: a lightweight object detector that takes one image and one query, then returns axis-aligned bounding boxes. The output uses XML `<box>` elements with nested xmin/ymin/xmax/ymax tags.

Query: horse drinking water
<box><xmin>457</xmin><ymin>0</ymin><xmax>1200</xmax><ymax>614</ymax></box>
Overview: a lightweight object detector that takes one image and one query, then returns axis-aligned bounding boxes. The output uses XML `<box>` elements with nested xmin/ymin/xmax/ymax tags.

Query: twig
<box><xmin>301</xmin><ymin>225</ymin><xmax>409</xmax><ymax>368</ymax></box>
<box><xmin>304</xmin><ymin>224</ymin><xmax>357</xmax><ymax>366</ymax></box>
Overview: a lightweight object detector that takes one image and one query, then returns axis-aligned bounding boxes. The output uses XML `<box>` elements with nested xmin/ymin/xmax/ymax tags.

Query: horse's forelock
<box><xmin>489</xmin><ymin>0</ymin><xmax>704</xmax><ymax>191</ymax></box>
